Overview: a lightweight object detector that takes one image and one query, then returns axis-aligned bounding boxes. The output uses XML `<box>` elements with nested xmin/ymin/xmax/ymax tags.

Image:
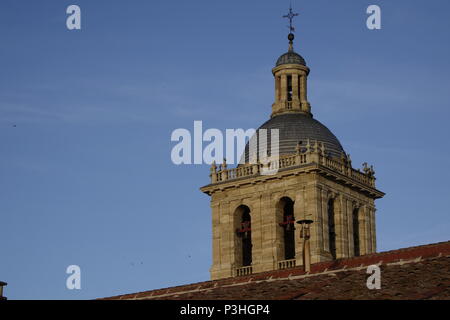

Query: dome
<box><xmin>244</xmin><ymin>113</ymin><xmax>345</xmax><ymax>162</ymax></box>
<box><xmin>276</xmin><ymin>51</ymin><xmax>306</xmax><ymax>67</ymax></box>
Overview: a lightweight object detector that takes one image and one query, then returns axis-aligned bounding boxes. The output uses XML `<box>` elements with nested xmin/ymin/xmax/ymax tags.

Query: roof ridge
<box><xmin>100</xmin><ymin>240</ymin><xmax>450</xmax><ymax>300</ymax></box>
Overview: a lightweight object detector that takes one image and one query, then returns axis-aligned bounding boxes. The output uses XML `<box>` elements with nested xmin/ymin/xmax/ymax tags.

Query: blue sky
<box><xmin>1</xmin><ymin>0</ymin><xmax>449</xmax><ymax>299</ymax></box>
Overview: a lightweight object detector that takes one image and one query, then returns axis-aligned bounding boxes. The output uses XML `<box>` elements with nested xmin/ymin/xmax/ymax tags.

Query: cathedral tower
<box><xmin>201</xmin><ymin>10</ymin><xmax>384</xmax><ymax>280</ymax></box>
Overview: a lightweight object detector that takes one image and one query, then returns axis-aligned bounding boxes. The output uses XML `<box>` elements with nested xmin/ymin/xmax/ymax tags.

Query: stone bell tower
<box><xmin>200</xmin><ymin>10</ymin><xmax>384</xmax><ymax>281</ymax></box>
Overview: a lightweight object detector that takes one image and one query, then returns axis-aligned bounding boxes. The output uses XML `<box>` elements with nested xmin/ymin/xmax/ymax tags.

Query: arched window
<box><xmin>328</xmin><ymin>199</ymin><xmax>336</xmax><ymax>259</ymax></box>
<box><xmin>287</xmin><ymin>75</ymin><xmax>293</xmax><ymax>102</ymax></box>
<box><xmin>278</xmin><ymin>197</ymin><xmax>295</xmax><ymax>260</ymax></box>
<box><xmin>235</xmin><ymin>206</ymin><xmax>252</xmax><ymax>267</ymax></box>
<box><xmin>353</xmin><ymin>208</ymin><xmax>360</xmax><ymax>257</ymax></box>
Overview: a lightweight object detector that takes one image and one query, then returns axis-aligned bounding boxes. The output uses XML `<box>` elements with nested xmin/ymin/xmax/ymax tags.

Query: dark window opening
<box><xmin>241</xmin><ymin>209</ymin><xmax>252</xmax><ymax>266</ymax></box>
<box><xmin>328</xmin><ymin>199</ymin><xmax>336</xmax><ymax>259</ymax></box>
<box><xmin>287</xmin><ymin>75</ymin><xmax>293</xmax><ymax>102</ymax></box>
<box><xmin>283</xmin><ymin>201</ymin><xmax>295</xmax><ymax>260</ymax></box>
<box><xmin>279</xmin><ymin>197</ymin><xmax>295</xmax><ymax>260</ymax></box>
<box><xmin>353</xmin><ymin>208</ymin><xmax>360</xmax><ymax>257</ymax></box>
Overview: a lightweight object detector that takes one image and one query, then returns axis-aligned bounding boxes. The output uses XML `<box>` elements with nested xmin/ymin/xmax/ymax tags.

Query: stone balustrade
<box><xmin>286</xmin><ymin>101</ymin><xmax>293</xmax><ymax>110</ymax></box>
<box><xmin>277</xmin><ymin>259</ymin><xmax>296</xmax><ymax>270</ymax></box>
<box><xmin>236</xmin><ymin>266</ymin><xmax>253</xmax><ymax>277</ymax></box>
<box><xmin>209</xmin><ymin>140</ymin><xmax>376</xmax><ymax>188</ymax></box>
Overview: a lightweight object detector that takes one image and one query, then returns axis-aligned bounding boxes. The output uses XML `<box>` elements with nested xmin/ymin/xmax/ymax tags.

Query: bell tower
<box><xmin>201</xmin><ymin>8</ymin><xmax>385</xmax><ymax>281</ymax></box>
<box><xmin>272</xmin><ymin>32</ymin><xmax>311</xmax><ymax>117</ymax></box>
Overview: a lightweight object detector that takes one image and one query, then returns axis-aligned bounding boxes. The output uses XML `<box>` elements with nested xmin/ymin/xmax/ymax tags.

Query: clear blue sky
<box><xmin>1</xmin><ymin>0</ymin><xmax>449</xmax><ymax>300</ymax></box>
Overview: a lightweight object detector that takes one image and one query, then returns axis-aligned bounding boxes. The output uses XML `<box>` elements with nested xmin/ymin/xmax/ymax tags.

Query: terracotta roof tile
<box><xmin>102</xmin><ymin>241</ymin><xmax>450</xmax><ymax>300</ymax></box>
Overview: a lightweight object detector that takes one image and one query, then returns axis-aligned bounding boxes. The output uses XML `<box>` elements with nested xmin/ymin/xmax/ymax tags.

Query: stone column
<box><xmin>249</xmin><ymin>196</ymin><xmax>264</xmax><ymax>273</ymax></box>
<box><xmin>258</xmin><ymin>193</ymin><xmax>277</xmax><ymax>273</ymax></box>
<box><xmin>300</xmin><ymin>75</ymin><xmax>307</xmax><ymax>99</ymax></box>
<box><xmin>315</xmin><ymin>185</ymin><xmax>324</xmax><ymax>257</ymax></box>
<box><xmin>366</xmin><ymin>207</ymin><xmax>373</xmax><ymax>254</ymax></box>
<box><xmin>210</xmin><ymin>201</ymin><xmax>221</xmax><ymax>280</ymax></box>
<box><xmin>321</xmin><ymin>190</ymin><xmax>330</xmax><ymax>254</ymax></box>
<box><xmin>219</xmin><ymin>201</ymin><xmax>234</xmax><ymax>278</ymax></box>
<box><xmin>300</xmin><ymin>75</ymin><xmax>307</xmax><ymax>109</ymax></box>
<box><xmin>304</xmin><ymin>183</ymin><xmax>319</xmax><ymax>263</ymax></box>
<box><xmin>347</xmin><ymin>200</ymin><xmax>354</xmax><ymax>257</ymax></box>
<box><xmin>294</xmin><ymin>188</ymin><xmax>306</xmax><ymax>266</ymax></box>
<box><xmin>308</xmin><ymin>183</ymin><xmax>328</xmax><ymax>263</ymax></box>
<box><xmin>336</xmin><ymin>194</ymin><xmax>349</xmax><ymax>258</ymax></box>
<box><xmin>371</xmin><ymin>207</ymin><xmax>377</xmax><ymax>253</ymax></box>
<box><xmin>280</xmin><ymin>74</ymin><xmax>288</xmax><ymax>102</ymax></box>
<box><xmin>294</xmin><ymin>181</ymin><xmax>327</xmax><ymax>264</ymax></box>
<box><xmin>332</xmin><ymin>195</ymin><xmax>341</xmax><ymax>258</ymax></box>
<box><xmin>359</xmin><ymin>205</ymin><xmax>368</xmax><ymax>255</ymax></box>
<box><xmin>272</xmin><ymin>193</ymin><xmax>284</xmax><ymax>267</ymax></box>
<box><xmin>366</xmin><ymin>206</ymin><xmax>376</xmax><ymax>254</ymax></box>
<box><xmin>274</xmin><ymin>75</ymin><xmax>280</xmax><ymax>103</ymax></box>
<box><xmin>292</xmin><ymin>73</ymin><xmax>300</xmax><ymax>109</ymax></box>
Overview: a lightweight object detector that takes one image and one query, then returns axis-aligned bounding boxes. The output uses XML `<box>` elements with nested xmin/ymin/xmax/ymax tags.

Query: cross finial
<box><xmin>283</xmin><ymin>4</ymin><xmax>299</xmax><ymax>33</ymax></box>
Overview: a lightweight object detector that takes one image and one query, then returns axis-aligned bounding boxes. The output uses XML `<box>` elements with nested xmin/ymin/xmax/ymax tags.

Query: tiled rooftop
<box><xmin>103</xmin><ymin>241</ymin><xmax>450</xmax><ymax>300</ymax></box>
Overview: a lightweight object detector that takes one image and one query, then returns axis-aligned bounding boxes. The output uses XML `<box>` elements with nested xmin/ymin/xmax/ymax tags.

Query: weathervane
<box><xmin>283</xmin><ymin>4</ymin><xmax>299</xmax><ymax>33</ymax></box>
